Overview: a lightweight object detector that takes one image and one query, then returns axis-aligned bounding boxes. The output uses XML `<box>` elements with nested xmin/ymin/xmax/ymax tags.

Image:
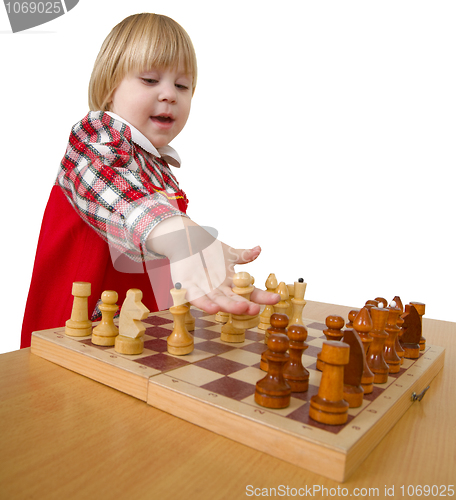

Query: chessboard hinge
<box><xmin>411</xmin><ymin>385</ymin><xmax>430</xmax><ymax>402</ymax></box>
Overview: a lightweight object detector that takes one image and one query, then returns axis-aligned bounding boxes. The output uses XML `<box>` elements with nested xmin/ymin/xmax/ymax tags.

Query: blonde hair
<box><xmin>88</xmin><ymin>13</ymin><xmax>197</xmax><ymax>111</ymax></box>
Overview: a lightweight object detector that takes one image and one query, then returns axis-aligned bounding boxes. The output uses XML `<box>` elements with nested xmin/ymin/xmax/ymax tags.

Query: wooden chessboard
<box><xmin>30</xmin><ymin>309</ymin><xmax>445</xmax><ymax>482</ymax></box>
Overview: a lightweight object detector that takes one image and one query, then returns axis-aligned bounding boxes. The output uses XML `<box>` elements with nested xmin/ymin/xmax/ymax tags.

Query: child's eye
<box><xmin>176</xmin><ymin>84</ymin><xmax>189</xmax><ymax>90</ymax></box>
<box><xmin>142</xmin><ymin>78</ymin><xmax>158</xmax><ymax>85</ymax></box>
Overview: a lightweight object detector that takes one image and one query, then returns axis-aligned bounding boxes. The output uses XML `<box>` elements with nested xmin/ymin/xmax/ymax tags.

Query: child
<box><xmin>21</xmin><ymin>13</ymin><xmax>279</xmax><ymax>348</ymax></box>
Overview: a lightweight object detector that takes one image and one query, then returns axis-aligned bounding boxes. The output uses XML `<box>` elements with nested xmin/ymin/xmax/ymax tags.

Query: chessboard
<box><xmin>30</xmin><ymin>308</ymin><xmax>445</xmax><ymax>482</ymax></box>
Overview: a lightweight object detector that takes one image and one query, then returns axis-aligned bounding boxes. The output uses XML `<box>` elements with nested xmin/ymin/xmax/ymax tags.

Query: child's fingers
<box><xmin>250</xmin><ymin>288</ymin><xmax>281</xmax><ymax>306</ymax></box>
<box><xmin>232</xmin><ymin>246</ymin><xmax>261</xmax><ymax>265</ymax></box>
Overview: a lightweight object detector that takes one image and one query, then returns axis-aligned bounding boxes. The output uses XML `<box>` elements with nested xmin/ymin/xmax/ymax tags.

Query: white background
<box><xmin>0</xmin><ymin>1</ymin><xmax>454</xmax><ymax>354</ymax></box>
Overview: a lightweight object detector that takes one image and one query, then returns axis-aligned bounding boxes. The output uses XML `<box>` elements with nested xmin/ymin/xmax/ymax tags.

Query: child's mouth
<box><xmin>151</xmin><ymin>115</ymin><xmax>175</xmax><ymax>129</ymax></box>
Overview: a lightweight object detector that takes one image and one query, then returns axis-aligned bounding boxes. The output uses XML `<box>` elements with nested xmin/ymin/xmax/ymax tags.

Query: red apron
<box><xmin>21</xmin><ymin>185</ymin><xmax>184</xmax><ymax>348</ymax></box>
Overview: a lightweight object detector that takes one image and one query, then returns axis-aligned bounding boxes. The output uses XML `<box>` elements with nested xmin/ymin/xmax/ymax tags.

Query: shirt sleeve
<box><xmin>57</xmin><ymin>111</ymin><xmax>188</xmax><ymax>262</ymax></box>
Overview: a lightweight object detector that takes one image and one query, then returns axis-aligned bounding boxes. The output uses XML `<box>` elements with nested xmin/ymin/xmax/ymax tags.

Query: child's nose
<box><xmin>158</xmin><ymin>82</ymin><xmax>177</xmax><ymax>103</ymax></box>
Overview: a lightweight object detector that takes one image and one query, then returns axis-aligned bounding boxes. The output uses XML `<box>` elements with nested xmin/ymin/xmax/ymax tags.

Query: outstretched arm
<box><xmin>146</xmin><ymin>216</ymin><xmax>280</xmax><ymax>314</ymax></box>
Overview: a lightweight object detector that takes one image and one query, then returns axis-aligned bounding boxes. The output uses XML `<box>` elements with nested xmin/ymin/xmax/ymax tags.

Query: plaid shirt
<box><xmin>57</xmin><ymin>111</ymin><xmax>189</xmax><ymax>262</ymax></box>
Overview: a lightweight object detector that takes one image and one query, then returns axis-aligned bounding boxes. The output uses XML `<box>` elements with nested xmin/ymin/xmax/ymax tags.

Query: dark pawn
<box><xmin>255</xmin><ymin>317</ymin><xmax>291</xmax><ymax>409</ymax></box>
<box><xmin>283</xmin><ymin>324</ymin><xmax>309</xmax><ymax>392</ymax></box>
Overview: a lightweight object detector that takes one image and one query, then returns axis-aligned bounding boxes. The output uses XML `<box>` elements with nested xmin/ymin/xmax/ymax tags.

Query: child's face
<box><xmin>110</xmin><ymin>66</ymin><xmax>192</xmax><ymax>149</ymax></box>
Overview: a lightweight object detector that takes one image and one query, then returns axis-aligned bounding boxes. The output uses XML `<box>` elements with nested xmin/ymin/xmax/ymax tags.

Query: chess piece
<box><xmin>65</xmin><ymin>282</ymin><xmax>92</xmax><ymax>337</ymax></box>
<box><xmin>115</xmin><ymin>289</ymin><xmax>150</xmax><ymax>355</ymax></box>
<box><xmin>383</xmin><ymin>303</ymin><xmax>402</xmax><ymax>374</ymax></box>
<box><xmin>316</xmin><ymin>315</ymin><xmax>345</xmax><ymax>371</ymax></box>
<box><xmin>283</xmin><ymin>324</ymin><xmax>309</xmax><ymax>392</ymax></box>
<box><xmin>288</xmin><ymin>278</ymin><xmax>307</xmax><ymax>327</ymax></box>
<box><xmin>309</xmin><ymin>341</ymin><xmax>350</xmax><ymax>425</ymax></box>
<box><xmin>366</xmin><ymin>306</ymin><xmax>389</xmax><ymax>384</ymax></box>
<box><xmin>215</xmin><ymin>311</ymin><xmax>229</xmax><ymax>324</ymax></box>
<box><xmin>346</xmin><ymin>309</ymin><xmax>360</xmax><ymax>329</ymax></box>
<box><xmin>273</xmin><ymin>282</ymin><xmax>289</xmax><ymax>318</ymax></box>
<box><xmin>230</xmin><ymin>272</ymin><xmax>259</xmax><ymax>330</ymax></box>
<box><xmin>185</xmin><ymin>304</ymin><xmax>195</xmax><ymax>332</ymax></box>
<box><xmin>400</xmin><ymin>304</ymin><xmax>421</xmax><ymax>359</ymax></box>
<box><xmin>255</xmin><ymin>330</ymin><xmax>291</xmax><ymax>409</ymax></box>
<box><xmin>342</xmin><ymin>329</ymin><xmax>365</xmax><ymax>408</ymax></box>
<box><xmin>263</xmin><ymin>282</ymin><xmax>289</xmax><ymax>346</ymax></box>
<box><xmin>167</xmin><ymin>284</ymin><xmax>194</xmax><ymax>355</ymax></box>
<box><xmin>258</xmin><ymin>273</ymin><xmax>278</xmax><ymax>330</ymax></box>
<box><xmin>375</xmin><ymin>297</ymin><xmax>388</xmax><ymax>308</ymax></box>
<box><xmin>392</xmin><ymin>296</ymin><xmax>405</xmax><ymax>365</ymax></box>
<box><xmin>410</xmin><ymin>301</ymin><xmax>426</xmax><ymax>351</ymax></box>
<box><xmin>221</xmin><ymin>272</ymin><xmax>258</xmax><ymax>343</ymax></box>
<box><xmin>260</xmin><ymin>313</ymin><xmax>288</xmax><ymax>371</ymax></box>
<box><xmin>285</xmin><ymin>284</ymin><xmax>294</xmax><ymax>318</ymax></box>
<box><xmin>220</xmin><ymin>314</ymin><xmax>245</xmax><ymax>343</ymax></box>
<box><xmin>353</xmin><ymin>307</ymin><xmax>374</xmax><ymax>395</ymax></box>
<box><xmin>92</xmin><ymin>290</ymin><xmax>119</xmax><ymax>346</ymax></box>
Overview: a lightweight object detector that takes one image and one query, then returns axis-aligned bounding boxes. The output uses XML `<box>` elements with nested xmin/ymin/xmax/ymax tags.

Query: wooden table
<box><xmin>1</xmin><ymin>301</ymin><xmax>454</xmax><ymax>500</ymax></box>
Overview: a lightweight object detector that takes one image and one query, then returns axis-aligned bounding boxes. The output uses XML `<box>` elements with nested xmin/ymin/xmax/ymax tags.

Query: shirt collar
<box><xmin>105</xmin><ymin>111</ymin><xmax>181</xmax><ymax>168</ymax></box>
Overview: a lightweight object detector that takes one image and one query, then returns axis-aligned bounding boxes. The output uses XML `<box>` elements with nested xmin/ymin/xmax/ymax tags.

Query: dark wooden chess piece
<box><xmin>366</xmin><ymin>307</ymin><xmax>389</xmax><ymax>384</ymax></box>
<box><xmin>342</xmin><ymin>329</ymin><xmax>365</xmax><ymax>408</ymax></box>
<box><xmin>410</xmin><ymin>301</ymin><xmax>426</xmax><ymax>351</ymax></box>
<box><xmin>283</xmin><ymin>324</ymin><xmax>309</xmax><ymax>392</ymax></box>
<box><xmin>260</xmin><ymin>313</ymin><xmax>288</xmax><ymax>371</ymax></box>
<box><xmin>392</xmin><ymin>296</ymin><xmax>405</xmax><ymax>365</ymax></box>
<box><xmin>353</xmin><ymin>307</ymin><xmax>374</xmax><ymax>394</ymax></box>
<box><xmin>255</xmin><ymin>323</ymin><xmax>291</xmax><ymax>409</ymax></box>
<box><xmin>400</xmin><ymin>304</ymin><xmax>421</xmax><ymax>359</ymax></box>
<box><xmin>383</xmin><ymin>305</ymin><xmax>402</xmax><ymax>374</ymax></box>
<box><xmin>316</xmin><ymin>315</ymin><xmax>345</xmax><ymax>371</ymax></box>
<box><xmin>309</xmin><ymin>341</ymin><xmax>350</xmax><ymax>425</ymax></box>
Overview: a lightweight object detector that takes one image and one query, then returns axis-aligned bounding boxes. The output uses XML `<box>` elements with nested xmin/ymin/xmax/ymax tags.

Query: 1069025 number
<box><xmin>400</xmin><ymin>485</ymin><xmax>455</xmax><ymax>497</ymax></box>
<box><xmin>5</xmin><ymin>2</ymin><xmax>62</xmax><ymax>14</ymax></box>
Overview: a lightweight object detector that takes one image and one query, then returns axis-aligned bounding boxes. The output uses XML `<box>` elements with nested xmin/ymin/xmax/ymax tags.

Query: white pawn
<box><xmin>92</xmin><ymin>290</ymin><xmax>119</xmax><ymax>346</ymax></box>
<box><xmin>167</xmin><ymin>283</ymin><xmax>194</xmax><ymax>355</ymax></box>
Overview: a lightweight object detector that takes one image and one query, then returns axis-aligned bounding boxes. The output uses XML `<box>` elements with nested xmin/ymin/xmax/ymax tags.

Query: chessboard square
<box><xmin>194</xmin><ymin>356</ymin><xmax>247</xmax><ymax>376</ymax></box>
<box><xmin>193</xmin><ymin>329</ymin><xmax>220</xmax><ymax>341</ymax></box>
<box><xmin>210</xmin><ymin>337</ymin><xmax>256</xmax><ymax>348</ymax></box>
<box><xmin>145</xmin><ymin>326</ymin><xmax>173</xmax><ymax>338</ymax></box>
<box><xmin>373</xmin><ymin>376</ymin><xmax>396</xmax><ymax>390</ymax></box>
<box><xmin>229</xmin><ymin>366</ymin><xmax>265</xmax><ymax>385</ymax></box>
<box><xmin>218</xmin><ymin>349</ymin><xmax>260</xmax><ymax>366</ymax></box>
<box><xmin>143</xmin><ymin>315</ymin><xmax>173</xmax><ymax>326</ymax></box>
<box><xmin>305</xmin><ymin>321</ymin><xmax>326</xmax><ymax>331</ymax></box>
<box><xmin>243</xmin><ymin>394</ymin><xmax>307</xmax><ymax>417</ymax></box>
<box><xmin>307</xmin><ymin>368</ymin><xmax>322</xmax><ymax>387</ymax></box>
<box><xmin>347</xmin><ymin>398</ymin><xmax>370</xmax><ymax>417</ymax></box>
<box><xmin>202</xmin><ymin>324</ymin><xmax>224</xmax><ymax>334</ymax></box>
<box><xmin>307</xmin><ymin>338</ymin><xmax>324</xmax><ymax>348</ymax></box>
<box><xmin>193</xmin><ymin>318</ymin><xmax>217</xmax><ymax>328</ymax></box>
<box><xmin>302</xmin><ymin>353</ymin><xmax>319</xmax><ymax>367</ymax></box>
<box><xmin>143</xmin><ymin>338</ymin><xmax>168</xmax><ymax>353</ymax></box>
<box><xmin>170</xmin><ymin>364</ymin><xmax>224</xmax><ymax>386</ymax></box>
<box><xmin>189</xmin><ymin>309</ymin><xmax>206</xmax><ymax>319</ymax></box>
<box><xmin>401</xmin><ymin>358</ymin><xmax>415</xmax><ymax>369</ymax></box>
<box><xmin>240</xmin><ymin>342</ymin><xmax>268</xmax><ymax>355</ymax></box>
<box><xmin>134</xmin><ymin>352</ymin><xmax>189</xmax><ymax>371</ymax></box>
<box><xmin>193</xmin><ymin>340</ymin><xmax>235</xmax><ymax>355</ymax></box>
<box><xmin>202</xmin><ymin>376</ymin><xmax>255</xmax><ymax>401</ymax></box>
<box><xmin>244</xmin><ymin>330</ymin><xmax>265</xmax><ymax>342</ymax></box>
<box><xmin>304</xmin><ymin>345</ymin><xmax>321</xmax><ymax>358</ymax></box>
<box><xmin>167</xmin><ymin>348</ymin><xmax>215</xmax><ymax>364</ymax></box>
